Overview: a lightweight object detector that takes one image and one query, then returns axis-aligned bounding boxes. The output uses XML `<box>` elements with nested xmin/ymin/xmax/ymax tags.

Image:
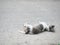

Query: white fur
<box><xmin>39</xmin><ymin>22</ymin><xmax>49</xmax><ymax>31</ymax></box>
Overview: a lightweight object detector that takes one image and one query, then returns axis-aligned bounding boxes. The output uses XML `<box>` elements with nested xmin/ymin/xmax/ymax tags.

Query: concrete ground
<box><xmin>0</xmin><ymin>0</ymin><xmax>60</xmax><ymax>45</ymax></box>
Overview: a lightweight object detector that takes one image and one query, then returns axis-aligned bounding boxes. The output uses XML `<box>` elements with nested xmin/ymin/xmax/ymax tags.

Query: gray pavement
<box><xmin>0</xmin><ymin>0</ymin><xmax>60</xmax><ymax>45</ymax></box>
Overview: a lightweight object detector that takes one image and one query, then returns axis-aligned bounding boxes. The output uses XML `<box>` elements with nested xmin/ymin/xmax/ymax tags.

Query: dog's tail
<box><xmin>49</xmin><ymin>25</ymin><xmax>55</xmax><ymax>32</ymax></box>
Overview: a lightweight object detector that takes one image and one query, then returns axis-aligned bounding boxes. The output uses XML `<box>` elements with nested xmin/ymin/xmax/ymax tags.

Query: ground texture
<box><xmin>0</xmin><ymin>0</ymin><xmax>60</xmax><ymax>45</ymax></box>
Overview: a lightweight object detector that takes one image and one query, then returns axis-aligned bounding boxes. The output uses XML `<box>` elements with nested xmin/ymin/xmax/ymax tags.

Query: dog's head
<box><xmin>23</xmin><ymin>23</ymin><xmax>31</xmax><ymax>34</ymax></box>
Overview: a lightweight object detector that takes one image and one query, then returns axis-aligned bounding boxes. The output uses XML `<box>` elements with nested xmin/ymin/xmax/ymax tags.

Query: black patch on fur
<box><xmin>39</xmin><ymin>24</ymin><xmax>43</xmax><ymax>30</ymax></box>
<box><xmin>32</xmin><ymin>28</ymin><xmax>41</xmax><ymax>34</ymax></box>
<box><xmin>49</xmin><ymin>25</ymin><xmax>55</xmax><ymax>32</ymax></box>
<box><xmin>44</xmin><ymin>28</ymin><xmax>48</xmax><ymax>31</ymax></box>
<box><xmin>32</xmin><ymin>24</ymin><xmax>43</xmax><ymax>34</ymax></box>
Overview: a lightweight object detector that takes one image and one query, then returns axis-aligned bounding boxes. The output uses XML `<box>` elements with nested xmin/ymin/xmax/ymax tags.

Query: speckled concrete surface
<box><xmin>0</xmin><ymin>0</ymin><xmax>60</xmax><ymax>45</ymax></box>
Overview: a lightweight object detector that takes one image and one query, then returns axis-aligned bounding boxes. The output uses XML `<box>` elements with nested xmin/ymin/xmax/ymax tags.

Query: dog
<box><xmin>19</xmin><ymin>22</ymin><xmax>55</xmax><ymax>34</ymax></box>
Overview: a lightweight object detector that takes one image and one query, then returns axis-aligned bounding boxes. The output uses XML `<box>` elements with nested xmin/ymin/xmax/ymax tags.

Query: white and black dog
<box><xmin>20</xmin><ymin>22</ymin><xmax>55</xmax><ymax>34</ymax></box>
